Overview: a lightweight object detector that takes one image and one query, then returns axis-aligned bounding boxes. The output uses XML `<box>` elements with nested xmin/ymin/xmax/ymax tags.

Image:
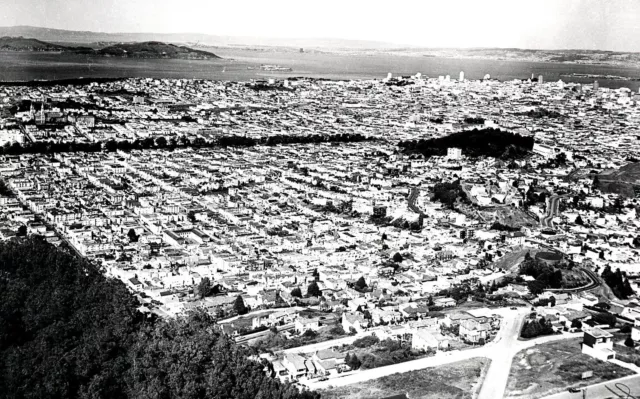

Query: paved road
<box><xmin>477</xmin><ymin>309</ymin><xmax>529</xmax><ymax>399</ymax></box>
<box><xmin>541</xmin><ymin>195</ymin><xmax>562</xmax><ymax>229</ymax></box>
<box><xmin>407</xmin><ymin>188</ymin><xmax>424</xmax><ymax>215</ymax></box>
<box><xmin>306</xmin><ymin>345</ymin><xmax>489</xmax><ymax>390</ymax></box>
<box><xmin>542</xmin><ymin>374</ymin><xmax>640</xmax><ymax>399</ymax></box>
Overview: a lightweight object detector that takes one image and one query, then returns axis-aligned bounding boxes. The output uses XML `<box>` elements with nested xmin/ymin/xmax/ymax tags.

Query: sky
<box><xmin>2</xmin><ymin>0</ymin><xmax>640</xmax><ymax>51</ymax></box>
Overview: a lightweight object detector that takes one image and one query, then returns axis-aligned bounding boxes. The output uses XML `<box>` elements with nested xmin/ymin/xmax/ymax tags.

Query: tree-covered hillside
<box><xmin>0</xmin><ymin>238</ymin><xmax>318</xmax><ymax>399</ymax></box>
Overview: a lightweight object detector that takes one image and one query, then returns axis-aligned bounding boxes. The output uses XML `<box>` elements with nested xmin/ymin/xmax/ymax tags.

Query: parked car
<box><xmin>567</xmin><ymin>387</ymin><xmax>581</xmax><ymax>393</ymax></box>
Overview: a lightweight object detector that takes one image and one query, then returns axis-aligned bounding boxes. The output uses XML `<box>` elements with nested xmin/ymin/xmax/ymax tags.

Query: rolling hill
<box><xmin>0</xmin><ymin>36</ymin><xmax>220</xmax><ymax>59</ymax></box>
<box><xmin>97</xmin><ymin>41</ymin><xmax>220</xmax><ymax>59</ymax></box>
<box><xmin>0</xmin><ymin>36</ymin><xmax>68</xmax><ymax>51</ymax></box>
<box><xmin>0</xmin><ymin>25</ymin><xmax>405</xmax><ymax>49</ymax></box>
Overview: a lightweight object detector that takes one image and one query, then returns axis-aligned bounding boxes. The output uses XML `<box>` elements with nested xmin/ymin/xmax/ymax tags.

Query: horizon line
<box><xmin>2</xmin><ymin>24</ymin><xmax>640</xmax><ymax>54</ymax></box>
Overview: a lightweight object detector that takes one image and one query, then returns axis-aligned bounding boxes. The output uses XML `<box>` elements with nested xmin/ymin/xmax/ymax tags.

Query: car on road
<box><xmin>319</xmin><ymin>377</ymin><xmax>329</xmax><ymax>381</ymax></box>
<box><xmin>567</xmin><ymin>387</ymin><xmax>582</xmax><ymax>393</ymax></box>
<box><xmin>510</xmin><ymin>307</ymin><xmax>518</xmax><ymax>310</ymax></box>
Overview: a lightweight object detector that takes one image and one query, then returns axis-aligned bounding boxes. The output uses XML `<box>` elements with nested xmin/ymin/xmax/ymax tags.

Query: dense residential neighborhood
<box><xmin>1</xmin><ymin>73</ymin><xmax>640</xmax><ymax>397</ymax></box>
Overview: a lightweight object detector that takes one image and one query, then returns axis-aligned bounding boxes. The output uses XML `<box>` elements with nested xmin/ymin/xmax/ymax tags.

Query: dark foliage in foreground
<box><xmin>0</xmin><ymin>238</ymin><xmax>318</xmax><ymax>399</ymax></box>
<box><xmin>601</xmin><ymin>265</ymin><xmax>635</xmax><ymax>299</ymax></box>
<box><xmin>398</xmin><ymin>128</ymin><xmax>534</xmax><ymax>159</ymax></box>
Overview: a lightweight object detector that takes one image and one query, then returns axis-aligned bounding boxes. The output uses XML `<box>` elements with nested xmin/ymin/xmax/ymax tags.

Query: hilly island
<box><xmin>0</xmin><ymin>36</ymin><xmax>220</xmax><ymax>59</ymax></box>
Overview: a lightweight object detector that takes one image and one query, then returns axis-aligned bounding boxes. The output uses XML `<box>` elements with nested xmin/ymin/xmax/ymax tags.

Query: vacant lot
<box><xmin>614</xmin><ymin>341</ymin><xmax>640</xmax><ymax>366</ymax></box>
<box><xmin>505</xmin><ymin>338</ymin><xmax>633</xmax><ymax>399</ymax></box>
<box><xmin>493</xmin><ymin>247</ymin><xmax>540</xmax><ymax>271</ymax></box>
<box><xmin>320</xmin><ymin>357</ymin><xmax>490</xmax><ymax>399</ymax></box>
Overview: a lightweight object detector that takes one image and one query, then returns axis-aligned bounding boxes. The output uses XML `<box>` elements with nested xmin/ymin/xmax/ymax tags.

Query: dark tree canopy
<box><xmin>127</xmin><ymin>228</ymin><xmax>139</xmax><ymax>242</ymax></box>
<box><xmin>16</xmin><ymin>225</ymin><xmax>27</xmax><ymax>236</ymax></box>
<box><xmin>354</xmin><ymin>276</ymin><xmax>368</xmax><ymax>291</ymax></box>
<box><xmin>233</xmin><ymin>295</ymin><xmax>249</xmax><ymax>315</ymax></box>
<box><xmin>398</xmin><ymin>128</ymin><xmax>534</xmax><ymax>160</ymax></box>
<box><xmin>0</xmin><ymin>238</ymin><xmax>318</xmax><ymax>399</ymax></box>
<box><xmin>601</xmin><ymin>265</ymin><xmax>634</xmax><ymax>299</ymax></box>
<box><xmin>521</xmin><ymin>317</ymin><xmax>554</xmax><ymax>338</ymax></box>
<box><xmin>307</xmin><ymin>281</ymin><xmax>321</xmax><ymax>298</ymax></box>
<box><xmin>197</xmin><ymin>277</ymin><xmax>213</xmax><ymax>298</ymax></box>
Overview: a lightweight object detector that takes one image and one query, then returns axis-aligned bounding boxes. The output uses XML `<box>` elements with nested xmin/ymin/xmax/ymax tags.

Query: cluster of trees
<box><xmin>601</xmin><ymin>265</ymin><xmax>634</xmax><ymax>299</ymax></box>
<box><xmin>519</xmin><ymin>257</ymin><xmax>563</xmax><ymax>294</ymax></box>
<box><xmin>344</xmin><ymin>353</ymin><xmax>362</xmax><ymax>370</ymax></box>
<box><xmin>464</xmin><ymin>117</ymin><xmax>485</xmax><ymax>124</ymax></box>
<box><xmin>356</xmin><ymin>338</ymin><xmax>428</xmax><ymax>370</ymax></box>
<box><xmin>0</xmin><ymin>133</ymin><xmax>372</xmax><ymax>156</ymax></box>
<box><xmin>352</xmin><ymin>334</ymin><xmax>380</xmax><ymax>348</ymax></box>
<box><xmin>432</xmin><ymin>180</ymin><xmax>468</xmax><ymax>209</ymax></box>
<box><xmin>369</xmin><ymin>215</ymin><xmax>422</xmax><ymax>232</ymax></box>
<box><xmin>0</xmin><ymin>180</ymin><xmax>14</xmax><ymax>196</ymax></box>
<box><xmin>533</xmin><ymin>296</ymin><xmax>556</xmax><ymax>307</ymax></box>
<box><xmin>490</xmin><ymin>222</ymin><xmax>521</xmax><ymax>232</ymax></box>
<box><xmin>254</xmin><ymin>324</ymin><xmax>345</xmax><ymax>353</ymax></box>
<box><xmin>307</xmin><ymin>281</ymin><xmax>322</xmax><ymax>298</ymax></box>
<box><xmin>1</xmin><ymin>139</ymin><xmax>103</xmax><ymax>155</ymax></box>
<box><xmin>589</xmin><ymin>312</ymin><xmax>617</xmax><ymax>328</ymax></box>
<box><xmin>521</xmin><ymin>317</ymin><xmax>555</xmax><ymax>338</ymax></box>
<box><xmin>196</xmin><ymin>277</ymin><xmax>224</xmax><ymax>299</ymax></box>
<box><xmin>0</xmin><ymin>237</ymin><xmax>319</xmax><ymax>399</ymax></box>
<box><xmin>354</xmin><ymin>276</ymin><xmax>368</xmax><ymax>291</ymax></box>
<box><xmin>538</xmin><ymin>152</ymin><xmax>568</xmax><ymax>169</ymax></box>
<box><xmin>398</xmin><ymin>128</ymin><xmax>534</xmax><ymax>160</ymax></box>
<box><xmin>522</xmin><ymin>108</ymin><xmax>564</xmax><ymax>119</ymax></box>
<box><xmin>263</xmin><ymin>133</ymin><xmax>370</xmax><ymax>146</ymax></box>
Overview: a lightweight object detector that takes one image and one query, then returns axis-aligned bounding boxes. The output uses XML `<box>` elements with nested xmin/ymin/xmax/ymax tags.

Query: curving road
<box><xmin>407</xmin><ymin>187</ymin><xmax>424</xmax><ymax>216</ymax></box>
<box><xmin>541</xmin><ymin>195</ymin><xmax>562</xmax><ymax>229</ymax></box>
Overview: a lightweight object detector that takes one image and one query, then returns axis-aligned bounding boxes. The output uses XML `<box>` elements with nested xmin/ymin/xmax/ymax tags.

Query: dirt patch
<box><xmin>506</xmin><ymin>338</ymin><xmax>633</xmax><ymax>399</ymax></box>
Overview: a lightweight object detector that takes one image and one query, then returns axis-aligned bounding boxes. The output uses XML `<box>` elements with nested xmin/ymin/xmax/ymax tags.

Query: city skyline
<box><xmin>2</xmin><ymin>0</ymin><xmax>640</xmax><ymax>51</ymax></box>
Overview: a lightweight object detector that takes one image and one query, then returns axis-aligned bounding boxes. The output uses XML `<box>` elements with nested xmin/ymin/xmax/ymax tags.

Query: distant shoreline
<box><xmin>1</xmin><ymin>50</ymin><xmax>639</xmax><ymax>90</ymax></box>
<box><xmin>0</xmin><ymin>76</ymin><xmax>126</xmax><ymax>86</ymax></box>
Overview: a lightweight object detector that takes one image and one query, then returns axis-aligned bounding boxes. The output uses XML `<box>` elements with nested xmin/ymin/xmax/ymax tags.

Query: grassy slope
<box><xmin>0</xmin><ymin>36</ymin><xmax>68</xmax><ymax>50</ymax></box>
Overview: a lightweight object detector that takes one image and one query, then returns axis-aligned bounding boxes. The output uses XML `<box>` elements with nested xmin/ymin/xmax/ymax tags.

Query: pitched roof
<box><xmin>315</xmin><ymin>348</ymin><xmax>341</xmax><ymax>360</ymax></box>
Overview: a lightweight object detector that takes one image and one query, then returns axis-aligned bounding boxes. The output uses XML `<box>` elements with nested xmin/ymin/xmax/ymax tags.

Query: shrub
<box><xmin>353</xmin><ymin>334</ymin><xmax>380</xmax><ymax>348</ymax></box>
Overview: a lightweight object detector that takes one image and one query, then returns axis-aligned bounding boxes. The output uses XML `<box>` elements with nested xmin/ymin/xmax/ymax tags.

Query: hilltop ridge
<box><xmin>98</xmin><ymin>41</ymin><xmax>220</xmax><ymax>59</ymax></box>
<box><xmin>0</xmin><ymin>36</ymin><xmax>220</xmax><ymax>59</ymax></box>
